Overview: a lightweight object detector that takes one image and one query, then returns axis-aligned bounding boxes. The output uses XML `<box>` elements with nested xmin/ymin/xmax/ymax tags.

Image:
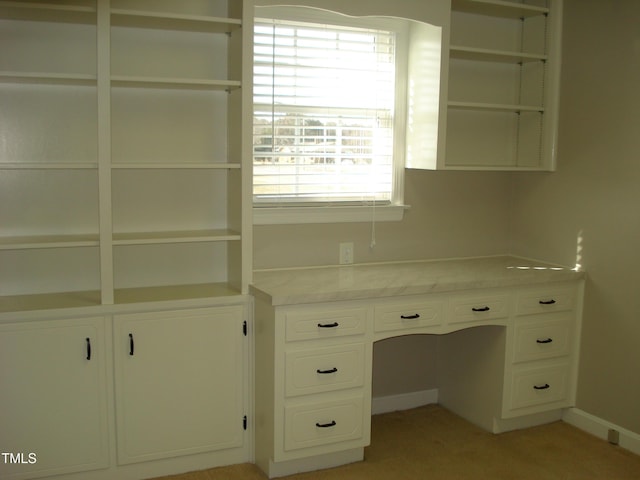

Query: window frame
<box><xmin>252</xmin><ymin>6</ymin><xmax>410</xmax><ymax>225</ymax></box>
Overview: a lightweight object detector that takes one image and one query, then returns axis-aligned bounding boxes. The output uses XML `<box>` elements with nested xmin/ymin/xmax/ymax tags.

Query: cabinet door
<box><xmin>0</xmin><ymin>317</ymin><xmax>109</xmax><ymax>480</ymax></box>
<box><xmin>114</xmin><ymin>306</ymin><xmax>245</xmax><ymax>464</ymax></box>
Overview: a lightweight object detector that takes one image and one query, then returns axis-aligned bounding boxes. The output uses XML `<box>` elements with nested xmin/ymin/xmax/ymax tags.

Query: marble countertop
<box><xmin>250</xmin><ymin>255</ymin><xmax>584</xmax><ymax>306</ymax></box>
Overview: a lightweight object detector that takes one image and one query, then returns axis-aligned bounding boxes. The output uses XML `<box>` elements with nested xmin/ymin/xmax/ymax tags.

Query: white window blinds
<box><xmin>253</xmin><ymin>17</ymin><xmax>397</xmax><ymax>205</ymax></box>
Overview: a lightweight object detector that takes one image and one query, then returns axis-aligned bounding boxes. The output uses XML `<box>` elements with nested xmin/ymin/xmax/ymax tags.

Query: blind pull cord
<box><xmin>370</xmin><ymin>197</ymin><xmax>377</xmax><ymax>250</ymax></box>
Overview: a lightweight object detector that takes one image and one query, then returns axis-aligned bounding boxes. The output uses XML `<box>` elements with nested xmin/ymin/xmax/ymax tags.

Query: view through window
<box><xmin>253</xmin><ymin>15</ymin><xmax>398</xmax><ymax>206</ymax></box>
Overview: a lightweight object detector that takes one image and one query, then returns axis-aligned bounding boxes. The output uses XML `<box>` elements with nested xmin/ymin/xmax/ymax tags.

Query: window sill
<box><xmin>253</xmin><ymin>204</ymin><xmax>408</xmax><ymax>225</ymax></box>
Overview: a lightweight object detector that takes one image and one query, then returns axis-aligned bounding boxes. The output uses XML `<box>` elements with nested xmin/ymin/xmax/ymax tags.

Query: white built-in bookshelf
<box><xmin>444</xmin><ymin>0</ymin><xmax>561</xmax><ymax>170</ymax></box>
<box><xmin>0</xmin><ymin>0</ymin><xmax>250</xmax><ymax>313</ymax></box>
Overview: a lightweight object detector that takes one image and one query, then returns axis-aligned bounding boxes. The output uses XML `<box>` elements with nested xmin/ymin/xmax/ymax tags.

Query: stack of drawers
<box><xmin>503</xmin><ymin>284</ymin><xmax>579</xmax><ymax>417</ymax></box>
<box><xmin>277</xmin><ymin>305</ymin><xmax>371</xmax><ymax>460</ymax></box>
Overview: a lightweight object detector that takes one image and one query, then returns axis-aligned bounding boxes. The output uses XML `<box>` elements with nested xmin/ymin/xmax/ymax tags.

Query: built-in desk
<box><xmin>251</xmin><ymin>256</ymin><xmax>585</xmax><ymax>478</ymax></box>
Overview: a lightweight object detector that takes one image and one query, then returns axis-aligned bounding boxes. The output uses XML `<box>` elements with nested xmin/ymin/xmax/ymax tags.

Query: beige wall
<box><xmin>254</xmin><ymin>170</ymin><xmax>512</xmax><ymax>269</ymax></box>
<box><xmin>510</xmin><ymin>0</ymin><xmax>640</xmax><ymax>434</ymax></box>
<box><xmin>253</xmin><ymin>0</ymin><xmax>640</xmax><ymax>434</ymax></box>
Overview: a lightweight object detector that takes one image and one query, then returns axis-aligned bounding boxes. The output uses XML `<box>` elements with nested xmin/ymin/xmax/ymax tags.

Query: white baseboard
<box><xmin>563</xmin><ymin>408</ymin><xmax>640</xmax><ymax>456</ymax></box>
<box><xmin>372</xmin><ymin>389</ymin><xmax>439</xmax><ymax>415</ymax></box>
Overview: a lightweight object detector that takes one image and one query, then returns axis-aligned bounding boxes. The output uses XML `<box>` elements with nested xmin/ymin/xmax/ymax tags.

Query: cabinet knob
<box><xmin>129</xmin><ymin>333</ymin><xmax>135</xmax><ymax>356</ymax></box>
<box><xmin>86</xmin><ymin>337</ymin><xmax>91</xmax><ymax>361</ymax></box>
<box><xmin>536</xmin><ymin>338</ymin><xmax>553</xmax><ymax>344</ymax></box>
<box><xmin>539</xmin><ymin>299</ymin><xmax>556</xmax><ymax>305</ymax></box>
<box><xmin>400</xmin><ymin>313</ymin><xmax>420</xmax><ymax>320</ymax></box>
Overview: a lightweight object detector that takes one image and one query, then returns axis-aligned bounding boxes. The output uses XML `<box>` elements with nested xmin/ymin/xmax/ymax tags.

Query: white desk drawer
<box><xmin>509</xmin><ymin>363</ymin><xmax>570</xmax><ymax>410</ymax></box>
<box><xmin>448</xmin><ymin>292</ymin><xmax>510</xmax><ymax>325</ymax></box>
<box><xmin>513</xmin><ymin>317</ymin><xmax>572</xmax><ymax>363</ymax></box>
<box><xmin>284</xmin><ymin>307</ymin><xmax>366</xmax><ymax>342</ymax></box>
<box><xmin>284</xmin><ymin>395</ymin><xmax>365</xmax><ymax>452</ymax></box>
<box><xmin>285</xmin><ymin>343</ymin><xmax>365</xmax><ymax>397</ymax></box>
<box><xmin>374</xmin><ymin>299</ymin><xmax>444</xmax><ymax>333</ymax></box>
<box><xmin>516</xmin><ymin>286</ymin><xmax>576</xmax><ymax>316</ymax></box>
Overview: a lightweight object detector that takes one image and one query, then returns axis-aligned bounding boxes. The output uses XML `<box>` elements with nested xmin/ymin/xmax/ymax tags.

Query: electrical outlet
<box><xmin>339</xmin><ymin>242</ymin><xmax>354</xmax><ymax>265</ymax></box>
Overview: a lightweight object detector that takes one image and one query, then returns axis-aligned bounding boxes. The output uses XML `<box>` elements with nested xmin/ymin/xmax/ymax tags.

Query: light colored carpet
<box><xmin>154</xmin><ymin>404</ymin><xmax>640</xmax><ymax>479</ymax></box>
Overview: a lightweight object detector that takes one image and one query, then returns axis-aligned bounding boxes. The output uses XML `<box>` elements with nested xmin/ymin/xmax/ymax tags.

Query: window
<box><xmin>252</xmin><ymin>6</ymin><xmax>442</xmax><ymax>224</ymax></box>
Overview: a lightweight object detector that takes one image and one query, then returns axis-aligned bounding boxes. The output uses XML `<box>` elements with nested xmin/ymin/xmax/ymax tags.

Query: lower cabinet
<box><xmin>254</xmin><ymin>301</ymin><xmax>372</xmax><ymax>477</ymax></box>
<box><xmin>0</xmin><ymin>317</ymin><xmax>109</xmax><ymax>480</ymax></box>
<box><xmin>278</xmin><ymin>306</ymin><xmax>371</xmax><ymax>462</ymax></box>
<box><xmin>1</xmin><ymin>303</ymin><xmax>247</xmax><ymax>480</ymax></box>
<box><xmin>113</xmin><ymin>306</ymin><xmax>245</xmax><ymax>465</ymax></box>
<box><xmin>501</xmin><ymin>285</ymin><xmax>580</xmax><ymax>419</ymax></box>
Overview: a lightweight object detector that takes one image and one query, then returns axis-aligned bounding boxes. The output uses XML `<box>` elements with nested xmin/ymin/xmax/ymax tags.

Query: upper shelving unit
<box><xmin>444</xmin><ymin>0</ymin><xmax>561</xmax><ymax>170</ymax></box>
<box><xmin>0</xmin><ymin>0</ymin><xmax>99</xmax><ymax>286</ymax></box>
<box><xmin>106</xmin><ymin>0</ymin><xmax>247</xmax><ymax>307</ymax></box>
<box><xmin>1</xmin><ymin>0</ymin><xmax>249</xmax><ymax>314</ymax></box>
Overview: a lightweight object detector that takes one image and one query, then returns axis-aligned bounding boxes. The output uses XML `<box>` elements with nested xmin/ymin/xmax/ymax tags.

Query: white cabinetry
<box><xmin>255</xmin><ymin>302</ymin><xmax>372</xmax><ymax>477</ymax></box>
<box><xmin>444</xmin><ymin>0</ymin><xmax>562</xmax><ymax>170</ymax></box>
<box><xmin>0</xmin><ymin>0</ymin><xmax>250</xmax><ymax>314</ymax></box>
<box><xmin>113</xmin><ymin>306</ymin><xmax>245</xmax><ymax>465</ymax></box>
<box><xmin>502</xmin><ymin>284</ymin><xmax>580</xmax><ymax>417</ymax></box>
<box><xmin>0</xmin><ymin>1</ymin><xmax>101</xmax><ymax>306</ymax></box>
<box><xmin>108</xmin><ymin>0</ymin><xmax>246</xmax><ymax>304</ymax></box>
<box><xmin>254</xmin><ymin>269</ymin><xmax>583</xmax><ymax>478</ymax></box>
<box><xmin>0</xmin><ymin>317</ymin><xmax>109</xmax><ymax>480</ymax></box>
<box><xmin>0</xmin><ymin>303</ymin><xmax>248</xmax><ymax>480</ymax></box>
<box><xmin>1</xmin><ymin>3</ymin><xmax>251</xmax><ymax>478</ymax></box>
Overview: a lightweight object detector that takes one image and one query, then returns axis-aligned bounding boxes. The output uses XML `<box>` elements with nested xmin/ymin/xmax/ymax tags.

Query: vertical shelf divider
<box><xmin>97</xmin><ymin>0</ymin><xmax>114</xmax><ymax>304</ymax></box>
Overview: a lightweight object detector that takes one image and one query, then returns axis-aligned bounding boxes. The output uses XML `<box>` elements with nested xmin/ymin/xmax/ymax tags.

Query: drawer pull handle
<box><xmin>86</xmin><ymin>338</ymin><xmax>91</xmax><ymax>361</ymax></box>
<box><xmin>316</xmin><ymin>420</ymin><xmax>337</xmax><ymax>428</ymax></box>
<box><xmin>317</xmin><ymin>322</ymin><xmax>339</xmax><ymax>328</ymax></box>
<box><xmin>317</xmin><ymin>367</ymin><xmax>338</xmax><ymax>374</ymax></box>
<box><xmin>533</xmin><ymin>383</ymin><xmax>550</xmax><ymax>390</ymax></box>
<box><xmin>472</xmin><ymin>306</ymin><xmax>490</xmax><ymax>312</ymax></box>
<box><xmin>129</xmin><ymin>333</ymin><xmax>135</xmax><ymax>356</ymax></box>
<box><xmin>536</xmin><ymin>338</ymin><xmax>553</xmax><ymax>344</ymax></box>
<box><xmin>539</xmin><ymin>299</ymin><xmax>557</xmax><ymax>305</ymax></box>
<box><xmin>400</xmin><ymin>313</ymin><xmax>420</xmax><ymax>320</ymax></box>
